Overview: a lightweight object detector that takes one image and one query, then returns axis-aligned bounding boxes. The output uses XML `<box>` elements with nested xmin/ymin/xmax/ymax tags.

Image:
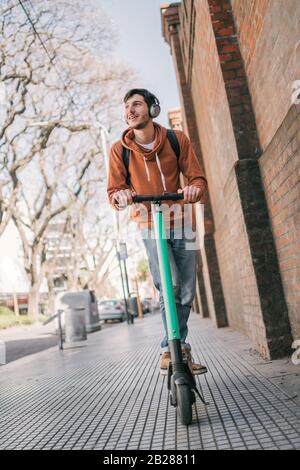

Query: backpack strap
<box><xmin>121</xmin><ymin>145</ymin><xmax>131</xmax><ymax>186</ymax></box>
<box><xmin>166</xmin><ymin>129</ymin><xmax>180</xmax><ymax>162</ymax></box>
<box><xmin>121</xmin><ymin>129</ymin><xmax>180</xmax><ymax>186</ymax></box>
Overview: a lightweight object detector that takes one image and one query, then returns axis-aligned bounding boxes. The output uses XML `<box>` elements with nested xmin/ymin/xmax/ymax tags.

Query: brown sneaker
<box><xmin>182</xmin><ymin>347</ymin><xmax>207</xmax><ymax>375</ymax></box>
<box><xmin>160</xmin><ymin>352</ymin><xmax>171</xmax><ymax>375</ymax></box>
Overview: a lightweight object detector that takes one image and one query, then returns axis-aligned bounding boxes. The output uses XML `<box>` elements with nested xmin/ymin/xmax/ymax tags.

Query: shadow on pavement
<box><xmin>5</xmin><ymin>337</ymin><xmax>59</xmax><ymax>363</ymax></box>
<box><xmin>3</xmin><ymin>320</ymin><xmax>121</xmax><ymax>364</ymax></box>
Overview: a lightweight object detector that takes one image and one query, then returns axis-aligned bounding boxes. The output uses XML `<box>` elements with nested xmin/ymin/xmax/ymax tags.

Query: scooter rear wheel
<box><xmin>176</xmin><ymin>384</ymin><xmax>193</xmax><ymax>425</ymax></box>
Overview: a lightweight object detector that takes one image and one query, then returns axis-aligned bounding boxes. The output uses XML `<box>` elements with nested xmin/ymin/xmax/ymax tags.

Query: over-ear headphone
<box><xmin>148</xmin><ymin>95</ymin><xmax>161</xmax><ymax>118</ymax></box>
<box><xmin>141</xmin><ymin>90</ymin><xmax>160</xmax><ymax>118</ymax></box>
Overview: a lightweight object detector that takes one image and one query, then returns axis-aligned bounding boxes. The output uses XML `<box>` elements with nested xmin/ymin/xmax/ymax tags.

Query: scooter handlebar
<box><xmin>132</xmin><ymin>193</ymin><xmax>184</xmax><ymax>203</ymax></box>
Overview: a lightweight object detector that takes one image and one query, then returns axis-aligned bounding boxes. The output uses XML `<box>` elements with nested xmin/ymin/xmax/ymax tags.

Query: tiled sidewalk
<box><xmin>0</xmin><ymin>313</ymin><xmax>299</xmax><ymax>450</ymax></box>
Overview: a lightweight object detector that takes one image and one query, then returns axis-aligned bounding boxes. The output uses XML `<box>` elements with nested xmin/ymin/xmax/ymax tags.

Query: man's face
<box><xmin>124</xmin><ymin>94</ymin><xmax>151</xmax><ymax>129</ymax></box>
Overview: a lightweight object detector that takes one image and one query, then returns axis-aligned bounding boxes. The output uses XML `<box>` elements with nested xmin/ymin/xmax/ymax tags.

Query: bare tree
<box><xmin>63</xmin><ymin>210</ymin><xmax>119</xmax><ymax>294</ymax></box>
<box><xmin>0</xmin><ymin>0</ymin><xmax>136</xmax><ymax>318</ymax></box>
<box><xmin>43</xmin><ymin>191</ymin><xmax>121</xmax><ymax>316</ymax></box>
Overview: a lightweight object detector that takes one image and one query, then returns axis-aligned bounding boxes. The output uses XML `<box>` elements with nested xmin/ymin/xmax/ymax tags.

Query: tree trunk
<box><xmin>27</xmin><ymin>287</ymin><xmax>39</xmax><ymax>320</ymax></box>
<box><xmin>13</xmin><ymin>292</ymin><xmax>20</xmax><ymax>316</ymax></box>
<box><xmin>46</xmin><ymin>275</ymin><xmax>56</xmax><ymax>317</ymax></box>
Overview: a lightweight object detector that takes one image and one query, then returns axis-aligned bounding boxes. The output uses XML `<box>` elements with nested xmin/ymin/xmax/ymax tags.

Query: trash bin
<box><xmin>55</xmin><ymin>290</ymin><xmax>101</xmax><ymax>334</ymax></box>
<box><xmin>127</xmin><ymin>296</ymin><xmax>139</xmax><ymax>323</ymax></box>
<box><xmin>65</xmin><ymin>306</ymin><xmax>87</xmax><ymax>343</ymax></box>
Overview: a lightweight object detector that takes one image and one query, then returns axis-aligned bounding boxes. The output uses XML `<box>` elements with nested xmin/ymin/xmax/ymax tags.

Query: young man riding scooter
<box><xmin>107</xmin><ymin>88</ymin><xmax>207</xmax><ymax>375</ymax></box>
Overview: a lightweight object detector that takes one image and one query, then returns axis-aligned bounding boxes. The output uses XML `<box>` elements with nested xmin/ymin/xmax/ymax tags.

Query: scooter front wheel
<box><xmin>176</xmin><ymin>384</ymin><xmax>193</xmax><ymax>426</ymax></box>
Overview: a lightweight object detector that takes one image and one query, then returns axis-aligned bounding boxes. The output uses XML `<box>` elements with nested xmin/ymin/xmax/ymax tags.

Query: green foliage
<box><xmin>0</xmin><ymin>306</ymin><xmax>14</xmax><ymax>316</ymax></box>
<box><xmin>0</xmin><ymin>315</ymin><xmax>32</xmax><ymax>329</ymax></box>
<box><xmin>38</xmin><ymin>314</ymin><xmax>48</xmax><ymax>323</ymax></box>
<box><xmin>0</xmin><ymin>310</ymin><xmax>48</xmax><ymax>329</ymax></box>
<box><xmin>136</xmin><ymin>258</ymin><xmax>149</xmax><ymax>283</ymax></box>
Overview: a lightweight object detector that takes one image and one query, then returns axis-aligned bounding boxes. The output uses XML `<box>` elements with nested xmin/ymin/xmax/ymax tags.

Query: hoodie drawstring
<box><xmin>142</xmin><ymin>153</ymin><xmax>167</xmax><ymax>191</ymax></box>
<box><xmin>143</xmin><ymin>156</ymin><xmax>151</xmax><ymax>182</ymax></box>
<box><xmin>155</xmin><ymin>153</ymin><xmax>167</xmax><ymax>192</ymax></box>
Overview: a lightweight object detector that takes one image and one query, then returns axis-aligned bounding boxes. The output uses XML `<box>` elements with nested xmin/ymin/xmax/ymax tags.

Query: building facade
<box><xmin>161</xmin><ymin>0</ymin><xmax>300</xmax><ymax>359</ymax></box>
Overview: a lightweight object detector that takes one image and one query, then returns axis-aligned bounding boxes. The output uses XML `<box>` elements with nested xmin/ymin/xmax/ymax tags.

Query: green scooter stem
<box><xmin>152</xmin><ymin>203</ymin><xmax>180</xmax><ymax>341</ymax></box>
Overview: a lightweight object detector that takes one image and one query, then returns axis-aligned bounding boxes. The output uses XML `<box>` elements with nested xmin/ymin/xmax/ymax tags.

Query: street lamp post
<box><xmin>117</xmin><ymin>241</ymin><xmax>132</xmax><ymax>324</ymax></box>
<box><xmin>133</xmin><ymin>276</ymin><xmax>143</xmax><ymax>319</ymax></box>
<box><xmin>116</xmin><ymin>248</ymin><xmax>130</xmax><ymax>324</ymax></box>
<box><xmin>118</xmin><ymin>242</ymin><xmax>130</xmax><ymax>296</ymax></box>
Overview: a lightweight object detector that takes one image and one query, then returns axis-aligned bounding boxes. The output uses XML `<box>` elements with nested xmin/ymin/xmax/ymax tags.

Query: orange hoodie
<box><xmin>107</xmin><ymin>123</ymin><xmax>207</xmax><ymax>229</ymax></box>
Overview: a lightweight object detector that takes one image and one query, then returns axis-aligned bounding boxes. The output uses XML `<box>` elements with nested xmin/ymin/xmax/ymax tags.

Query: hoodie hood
<box><xmin>121</xmin><ymin>123</ymin><xmax>167</xmax><ymax>160</ymax></box>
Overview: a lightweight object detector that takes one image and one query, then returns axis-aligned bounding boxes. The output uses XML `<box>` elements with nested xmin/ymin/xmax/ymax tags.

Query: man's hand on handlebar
<box><xmin>113</xmin><ymin>186</ymin><xmax>202</xmax><ymax>208</ymax></box>
<box><xmin>112</xmin><ymin>189</ymin><xmax>136</xmax><ymax>210</ymax></box>
<box><xmin>178</xmin><ymin>185</ymin><xmax>202</xmax><ymax>203</ymax></box>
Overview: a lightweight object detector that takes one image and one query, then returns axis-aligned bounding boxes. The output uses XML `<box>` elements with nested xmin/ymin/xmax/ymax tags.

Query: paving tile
<box><xmin>0</xmin><ymin>314</ymin><xmax>299</xmax><ymax>450</ymax></box>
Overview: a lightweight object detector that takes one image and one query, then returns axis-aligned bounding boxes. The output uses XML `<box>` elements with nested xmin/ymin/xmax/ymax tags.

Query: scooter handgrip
<box><xmin>133</xmin><ymin>193</ymin><xmax>184</xmax><ymax>203</ymax></box>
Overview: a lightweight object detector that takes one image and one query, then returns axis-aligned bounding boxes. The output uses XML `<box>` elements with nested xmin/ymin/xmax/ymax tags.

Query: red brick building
<box><xmin>168</xmin><ymin>108</ymin><xmax>183</xmax><ymax>130</ymax></box>
<box><xmin>161</xmin><ymin>0</ymin><xmax>300</xmax><ymax>359</ymax></box>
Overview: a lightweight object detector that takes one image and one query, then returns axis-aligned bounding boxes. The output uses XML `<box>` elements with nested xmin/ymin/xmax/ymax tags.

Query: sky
<box><xmin>98</xmin><ymin>0</ymin><xmax>181</xmax><ymax>127</ymax></box>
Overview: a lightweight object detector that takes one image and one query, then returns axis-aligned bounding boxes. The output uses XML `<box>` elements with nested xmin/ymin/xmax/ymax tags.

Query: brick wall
<box><xmin>187</xmin><ymin>0</ymin><xmax>261</xmax><ymax>338</ymax></box>
<box><xmin>161</xmin><ymin>0</ymin><xmax>296</xmax><ymax>358</ymax></box>
<box><xmin>260</xmin><ymin>105</ymin><xmax>300</xmax><ymax>338</ymax></box>
<box><xmin>231</xmin><ymin>0</ymin><xmax>300</xmax><ymax>150</ymax></box>
<box><xmin>231</xmin><ymin>0</ymin><xmax>300</xmax><ymax>338</ymax></box>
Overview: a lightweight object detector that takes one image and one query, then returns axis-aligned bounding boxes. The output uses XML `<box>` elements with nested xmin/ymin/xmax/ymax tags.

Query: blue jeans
<box><xmin>142</xmin><ymin>227</ymin><xmax>197</xmax><ymax>351</ymax></box>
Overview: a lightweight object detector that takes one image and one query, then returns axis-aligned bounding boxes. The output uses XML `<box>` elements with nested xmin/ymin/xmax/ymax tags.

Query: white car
<box><xmin>98</xmin><ymin>299</ymin><xmax>125</xmax><ymax>323</ymax></box>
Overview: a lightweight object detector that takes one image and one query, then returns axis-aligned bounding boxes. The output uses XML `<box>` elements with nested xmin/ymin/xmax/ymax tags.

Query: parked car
<box><xmin>141</xmin><ymin>297</ymin><xmax>160</xmax><ymax>313</ymax></box>
<box><xmin>141</xmin><ymin>298</ymin><xmax>151</xmax><ymax>314</ymax></box>
<box><xmin>98</xmin><ymin>299</ymin><xmax>125</xmax><ymax>323</ymax></box>
<box><xmin>151</xmin><ymin>298</ymin><xmax>160</xmax><ymax>310</ymax></box>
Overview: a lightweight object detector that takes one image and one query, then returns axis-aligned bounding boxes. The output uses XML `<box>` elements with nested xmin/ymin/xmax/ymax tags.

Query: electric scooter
<box><xmin>133</xmin><ymin>193</ymin><xmax>208</xmax><ymax>426</ymax></box>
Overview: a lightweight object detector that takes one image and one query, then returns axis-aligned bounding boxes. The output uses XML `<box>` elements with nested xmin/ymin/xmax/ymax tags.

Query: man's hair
<box><xmin>123</xmin><ymin>88</ymin><xmax>159</xmax><ymax>110</ymax></box>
